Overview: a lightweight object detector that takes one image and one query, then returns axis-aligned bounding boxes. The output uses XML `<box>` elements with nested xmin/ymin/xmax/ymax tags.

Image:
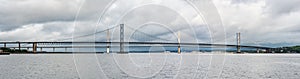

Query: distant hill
<box><xmin>279</xmin><ymin>46</ymin><xmax>300</xmax><ymax>53</ymax></box>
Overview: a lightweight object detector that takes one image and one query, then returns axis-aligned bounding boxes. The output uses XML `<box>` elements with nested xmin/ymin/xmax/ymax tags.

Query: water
<box><xmin>0</xmin><ymin>53</ymin><xmax>300</xmax><ymax>79</ymax></box>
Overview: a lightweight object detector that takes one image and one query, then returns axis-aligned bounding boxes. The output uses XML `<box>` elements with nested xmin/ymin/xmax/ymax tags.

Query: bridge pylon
<box><xmin>236</xmin><ymin>32</ymin><xmax>241</xmax><ymax>53</ymax></box>
<box><xmin>177</xmin><ymin>32</ymin><xmax>181</xmax><ymax>54</ymax></box>
<box><xmin>106</xmin><ymin>28</ymin><xmax>110</xmax><ymax>54</ymax></box>
<box><xmin>118</xmin><ymin>24</ymin><xmax>127</xmax><ymax>54</ymax></box>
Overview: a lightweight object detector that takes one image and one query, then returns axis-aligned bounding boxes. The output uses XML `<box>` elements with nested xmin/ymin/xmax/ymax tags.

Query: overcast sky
<box><xmin>0</xmin><ymin>0</ymin><xmax>299</xmax><ymax>47</ymax></box>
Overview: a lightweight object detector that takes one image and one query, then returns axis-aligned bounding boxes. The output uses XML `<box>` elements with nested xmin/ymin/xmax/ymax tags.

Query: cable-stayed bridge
<box><xmin>0</xmin><ymin>24</ymin><xmax>274</xmax><ymax>53</ymax></box>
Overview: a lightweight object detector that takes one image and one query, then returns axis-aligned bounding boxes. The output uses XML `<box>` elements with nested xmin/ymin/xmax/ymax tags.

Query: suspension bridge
<box><xmin>0</xmin><ymin>24</ymin><xmax>274</xmax><ymax>54</ymax></box>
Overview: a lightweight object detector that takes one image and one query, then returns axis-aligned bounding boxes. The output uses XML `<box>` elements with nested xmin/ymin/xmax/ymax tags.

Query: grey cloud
<box><xmin>230</xmin><ymin>0</ymin><xmax>259</xmax><ymax>4</ymax></box>
<box><xmin>0</xmin><ymin>0</ymin><xmax>112</xmax><ymax>31</ymax></box>
<box><xmin>0</xmin><ymin>0</ymin><xmax>79</xmax><ymax>30</ymax></box>
<box><xmin>100</xmin><ymin>1</ymin><xmax>212</xmax><ymax>43</ymax></box>
<box><xmin>265</xmin><ymin>0</ymin><xmax>300</xmax><ymax>16</ymax></box>
<box><xmin>41</xmin><ymin>22</ymin><xmax>74</xmax><ymax>35</ymax></box>
<box><xmin>1</xmin><ymin>0</ymin><xmax>300</xmax><ymax>47</ymax></box>
<box><xmin>0</xmin><ymin>24</ymin><xmax>58</xmax><ymax>41</ymax></box>
<box><xmin>213</xmin><ymin>0</ymin><xmax>300</xmax><ymax>47</ymax></box>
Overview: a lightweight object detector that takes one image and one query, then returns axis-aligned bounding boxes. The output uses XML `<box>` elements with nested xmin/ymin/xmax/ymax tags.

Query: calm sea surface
<box><xmin>0</xmin><ymin>53</ymin><xmax>299</xmax><ymax>79</ymax></box>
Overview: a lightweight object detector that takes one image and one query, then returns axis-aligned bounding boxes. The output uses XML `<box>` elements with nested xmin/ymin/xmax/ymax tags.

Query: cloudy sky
<box><xmin>0</xmin><ymin>0</ymin><xmax>299</xmax><ymax>47</ymax></box>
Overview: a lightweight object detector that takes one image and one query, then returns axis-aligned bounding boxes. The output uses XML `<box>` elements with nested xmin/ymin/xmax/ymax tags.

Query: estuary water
<box><xmin>0</xmin><ymin>53</ymin><xmax>299</xmax><ymax>79</ymax></box>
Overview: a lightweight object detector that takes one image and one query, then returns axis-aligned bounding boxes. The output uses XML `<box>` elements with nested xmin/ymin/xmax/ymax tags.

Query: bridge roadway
<box><xmin>0</xmin><ymin>41</ymin><xmax>273</xmax><ymax>53</ymax></box>
<box><xmin>0</xmin><ymin>41</ymin><xmax>271</xmax><ymax>49</ymax></box>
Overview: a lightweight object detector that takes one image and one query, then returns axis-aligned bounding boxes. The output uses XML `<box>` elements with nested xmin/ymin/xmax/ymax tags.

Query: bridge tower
<box><xmin>236</xmin><ymin>32</ymin><xmax>241</xmax><ymax>53</ymax></box>
<box><xmin>106</xmin><ymin>28</ymin><xmax>110</xmax><ymax>54</ymax></box>
<box><xmin>119</xmin><ymin>24</ymin><xmax>125</xmax><ymax>53</ymax></box>
<box><xmin>177</xmin><ymin>32</ymin><xmax>181</xmax><ymax>54</ymax></box>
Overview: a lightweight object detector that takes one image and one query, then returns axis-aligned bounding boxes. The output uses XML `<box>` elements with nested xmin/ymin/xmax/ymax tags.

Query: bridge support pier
<box><xmin>4</xmin><ymin>43</ymin><xmax>6</xmax><ymax>48</ymax></box>
<box><xmin>178</xmin><ymin>46</ymin><xmax>181</xmax><ymax>54</ymax></box>
<box><xmin>65</xmin><ymin>48</ymin><xmax>67</xmax><ymax>52</ymax></box>
<box><xmin>177</xmin><ymin>32</ymin><xmax>181</xmax><ymax>54</ymax></box>
<box><xmin>271</xmin><ymin>48</ymin><xmax>275</xmax><ymax>53</ymax></box>
<box><xmin>106</xmin><ymin>46</ymin><xmax>110</xmax><ymax>54</ymax></box>
<box><xmin>33</xmin><ymin>43</ymin><xmax>37</xmax><ymax>53</ymax></box>
<box><xmin>266</xmin><ymin>49</ymin><xmax>270</xmax><ymax>53</ymax></box>
<box><xmin>18</xmin><ymin>42</ymin><xmax>21</xmax><ymax>50</ymax></box>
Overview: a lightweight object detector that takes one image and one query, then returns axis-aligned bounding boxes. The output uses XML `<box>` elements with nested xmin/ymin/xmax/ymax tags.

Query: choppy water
<box><xmin>0</xmin><ymin>53</ymin><xmax>300</xmax><ymax>79</ymax></box>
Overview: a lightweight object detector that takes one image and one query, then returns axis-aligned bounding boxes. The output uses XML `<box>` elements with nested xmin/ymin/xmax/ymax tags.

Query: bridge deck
<box><xmin>0</xmin><ymin>42</ymin><xmax>272</xmax><ymax>49</ymax></box>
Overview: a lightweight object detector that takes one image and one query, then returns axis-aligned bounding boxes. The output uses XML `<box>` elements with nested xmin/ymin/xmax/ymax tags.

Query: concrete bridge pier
<box><xmin>3</xmin><ymin>43</ymin><xmax>6</xmax><ymax>48</ymax></box>
<box><xmin>53</xmin><ymin>48</ymin><xmax>55</xmax><ymax>52</ymax></box>
<box><xmin>33</xmin><ymin>43</ymin><xmax>37</xmax><ymax>53</ymax></box>
<box><xmin>266</xmin><ymin>48</ymin><xmax>272</xmax><ymax>53</ymax></box>
<box><xmin>177</xmin><ymin>32</ymin><xmax>181</xmax><ymax>54</ymax></box>
<box><xmin>18</xmin><ymin>42</ymin><xmax>21</xmax><ymax>50</ymax></box>
<box><xmin>106</xmin><ymin>46</ymin><xmax>110</xmax><ymax>54</ymax></box>
<box><xmin>178</xmin><ymin>46</ymin><xmax>181</xmax><ymax>54</ymax></box>
<box><xmin>65</xmin><ymin>48</ymin><xmax>67</xmax><ymax>52</ymax></box>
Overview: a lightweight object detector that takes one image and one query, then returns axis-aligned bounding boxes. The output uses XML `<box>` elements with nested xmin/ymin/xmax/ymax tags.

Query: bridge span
<box><xmin>0</xmin><ymin>24</ymin><xmax>275</xmax><ymax>53</ymax></box>
<box><xmin>0</xmin><ymin>41</ymin><xmax>273</xmax><ymax>53</ymax></box>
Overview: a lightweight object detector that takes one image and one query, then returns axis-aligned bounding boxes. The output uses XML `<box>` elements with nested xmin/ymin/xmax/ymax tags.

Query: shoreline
<box><xmin>3</xmin><ymin>52</ymin><xmax>300</xmax><ymax>55</ymax></box>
